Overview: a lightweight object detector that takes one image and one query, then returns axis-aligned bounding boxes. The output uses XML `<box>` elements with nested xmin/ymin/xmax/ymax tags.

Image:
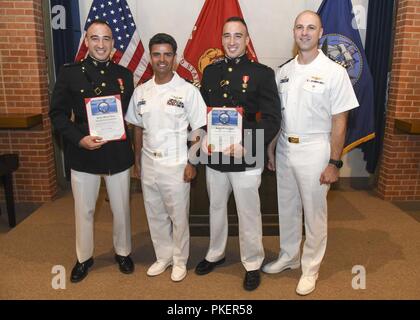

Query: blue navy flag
<box><xmin>317</xmin><ymin>0</ymin><xmax>375</xmax><ymax>154</ymax></box>
<box><xmin>50</xmin><ymin>0</ymin><xmax>81</xmax><ymax>76</ymax></box>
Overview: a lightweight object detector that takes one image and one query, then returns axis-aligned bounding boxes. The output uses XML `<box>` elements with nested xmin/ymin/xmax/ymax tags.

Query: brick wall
<box><xmin>377</xmin><ymin>0</ymin><xmax>420</xmax><ymax>201</ymax></box>
<box><xmin>0</xmin><ymin>0</ymin><xmax>57</xmax><ymax>202</ymax></box>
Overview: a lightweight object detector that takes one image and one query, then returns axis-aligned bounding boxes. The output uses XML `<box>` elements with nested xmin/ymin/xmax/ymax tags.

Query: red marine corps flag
<box><xmin>177</xmin><ymin>0</ymin><xmax>258</xmax><ymax>83</ymax></box>
<box><xmin>75</xmin><ymin>0</ymin><xmax>153</xmax><ymax>84</ymax></box>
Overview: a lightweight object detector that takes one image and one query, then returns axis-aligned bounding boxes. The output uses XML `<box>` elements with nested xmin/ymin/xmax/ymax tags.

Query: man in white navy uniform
<box><xmin>125</xmin><ymin>33</ymin><xmax>206</xmax><ymax>282</ymax></box>
<box><xmin>262</xmin><ymin>11</ymin><xmax>359</xmax><ymax>295</ymax></box>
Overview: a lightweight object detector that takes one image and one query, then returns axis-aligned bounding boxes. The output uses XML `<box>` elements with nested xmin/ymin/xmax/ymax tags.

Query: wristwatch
<box><xmin>329</xmin><ymin>158</ymin><xmax>343</xmax><ymax>169</ymax></box>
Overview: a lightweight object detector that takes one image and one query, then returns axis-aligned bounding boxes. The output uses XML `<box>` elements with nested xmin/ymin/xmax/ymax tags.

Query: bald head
<box><xmin>294</xmin><ymin>10</ymin><xmax>323</xmax><ymax>29</ymax></box>
<box><xmin>293</xmin><ymin>10</ymin><xmax>324</xmax><ymax>57</ymax></box>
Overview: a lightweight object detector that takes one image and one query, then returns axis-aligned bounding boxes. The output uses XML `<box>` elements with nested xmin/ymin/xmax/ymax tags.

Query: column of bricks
<box><xmin>377</xmin><ymin>0</ymin><xmax>420</xmax><ymax>201</ymax></box>
<box><xmin>0</xmin><ymin>0</ymin><xmax>57</xmax><ymax>202</ymax></box>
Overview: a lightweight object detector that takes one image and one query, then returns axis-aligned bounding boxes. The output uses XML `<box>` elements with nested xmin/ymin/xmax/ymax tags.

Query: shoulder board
<box><xmin>63</xmin><ymin>61</ymin><xmax>82</xmax><ymax>68</ymax></box>
<box><xmin>327</xmin><ymin>55</ymin><xmax>347</xmax><ymax>68</ymax></box>
<box><xmin>139</xmin><ymin>77</ymin><xmax>151</xmax><ymax>85</ymax></box>
<box><xmin>113</xmin><ymin>61</ymin><xmax>125</xmax><ymax>68</ymax></box>
<box><xmin>211</xmin><ymin>57</ymin><xmax>224</xmax><ymax>65</ymax></box>
<box><xmin>248</xmin><ymin>60</ymin><xmax>272</xmax><ymax>70</ymax></box>
<box><xmin>113</xmin><ymin>62</ymin><xmax>128</xmax><ymax>70</ymax></box>
<box><xmin>183</xmin><ymin>78</ymin><xmax>201</xmax><ymax>88</ymax></box>
<box><xmin>278</xmin><ymin>58</ymin><xmax>294</xmax><ymax>69</ymax></box>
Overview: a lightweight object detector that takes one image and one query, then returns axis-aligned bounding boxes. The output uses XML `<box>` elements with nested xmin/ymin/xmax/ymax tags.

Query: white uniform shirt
<box><xmin>125</xmin><ymin>73</ymin><xmax>207</xmax><ymax>165</ymax></box>
<box><xmin>275</xmin><ymin>50</ymin><xmax>359</xmax><ymax>135</ymax></box>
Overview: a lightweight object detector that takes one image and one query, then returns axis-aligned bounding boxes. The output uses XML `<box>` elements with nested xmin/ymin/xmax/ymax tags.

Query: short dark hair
<box><xmin>225</xmin><ymin>16</ymin><xmax>248</xmax><ymax>32</ymax></box>
<box><xmin>86</xmin><ymin>19</ymin><xmax>113</xmax><ymax>37</ymax></box>
<box><xmin>149</xmin><ymin>33</ymin><xmax>177</xmax><ymax>54</ymax></box>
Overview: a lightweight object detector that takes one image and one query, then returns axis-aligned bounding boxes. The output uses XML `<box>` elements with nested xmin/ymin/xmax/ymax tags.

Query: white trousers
<box><xmin>205</xmin><ymin>166</ymin><xmax>264</xmax><ymax>271</ymax></box>
<box><xmin>276</xmin><ymin>132</ymin><xmax>330</xmax><ymax>276</ymax></box>
<box><xmin>71</xmin><ymin>169</ymin><xmax>132</xmax><ymax>263</ymax></box>
<box><xmin>141</xmin><ymin>155</ymin><xmax>190</xmax><ymax>267</ymax></box>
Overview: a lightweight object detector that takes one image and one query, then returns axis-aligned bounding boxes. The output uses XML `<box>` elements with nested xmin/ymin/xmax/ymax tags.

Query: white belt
<box><xmin>281</xmin><ymin>131</ymin><xmax>330</xmax><ymax>144</ymax></box>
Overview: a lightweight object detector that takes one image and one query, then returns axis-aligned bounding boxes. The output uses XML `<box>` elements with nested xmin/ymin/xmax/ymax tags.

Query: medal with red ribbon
<box><xmin>242</xmin><ymin>75</ymin><xmax>249</xmax><ymax>89</ymax></box>
<box><xmin>117</xmin><ymin>78</ymin><xmax>125</xmax><ymax>93</ymax></box>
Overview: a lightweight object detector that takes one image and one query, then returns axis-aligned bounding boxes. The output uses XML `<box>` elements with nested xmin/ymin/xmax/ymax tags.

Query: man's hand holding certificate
<box><xmin>85</xmin><ymin>95</ymin><xmax>126</xmax><ymax>142</ymax></box>
<box><xmin>207</xmin><ymin>107</ymin><xmax>243</xmax><ymax>156</ymax></box>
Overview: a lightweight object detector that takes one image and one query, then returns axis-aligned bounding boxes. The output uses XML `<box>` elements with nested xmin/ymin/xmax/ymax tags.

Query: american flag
<box><xmin>75</xmin><ymin>0</ymin><xmax>153</xmax><ymax>84</ymax></box>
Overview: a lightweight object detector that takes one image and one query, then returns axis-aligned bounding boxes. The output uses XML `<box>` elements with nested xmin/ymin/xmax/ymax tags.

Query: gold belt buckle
<box><xmin>153</xmin><ymin>152</ymin><xmax>162</xmax><ymax>158</ymax></box>
<box><xmin>288</xmin><ymin>137</ymin><xmax>299</xmax><ymax>144</ymax></box>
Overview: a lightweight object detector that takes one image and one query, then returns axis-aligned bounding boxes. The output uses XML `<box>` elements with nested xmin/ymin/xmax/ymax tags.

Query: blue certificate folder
<box><xmin>90</xmin><ymin>97</ymin><xmax>118</xmax><ymax>116</ymax></box>
<box><xmin>211</xmin><ymin>110</ymin><xmax>238</xmax><ymax>126</ymax></box>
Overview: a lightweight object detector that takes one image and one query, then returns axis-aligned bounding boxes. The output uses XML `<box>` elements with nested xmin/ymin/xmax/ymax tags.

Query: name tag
<box><xmin>136</xmin><ymin>99</ymin><xmax>146</xmax><ymax>115</ymax></box>
<box><xmin>137</xmin><ymin>99</ymin><xmax>146</xmax><ymax>106</ymax></box>
<box><xmin>307</xmin><ymin>79</ymin><xmax>325</xmax><ymax>85</ymax></box>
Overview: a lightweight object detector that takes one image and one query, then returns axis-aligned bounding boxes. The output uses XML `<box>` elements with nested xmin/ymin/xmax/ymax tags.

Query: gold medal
<box><xmin>117</xmin><ymin>78</ymin><xmax>125</xmax><ymax>93</ymax></box>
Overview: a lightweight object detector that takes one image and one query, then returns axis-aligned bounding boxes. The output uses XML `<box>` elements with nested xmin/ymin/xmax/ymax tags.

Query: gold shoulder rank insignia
<box><xmin>183</xmin><ymin>78</ymin><xmax>201</xmax><ymax>88</ymax></box>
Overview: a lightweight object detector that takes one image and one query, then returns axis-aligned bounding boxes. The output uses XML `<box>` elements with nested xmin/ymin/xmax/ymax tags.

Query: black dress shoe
<box><xmin>195</xmin><ymin>258</ymin><xmax>225</xmax><ymax>275</ymax></box>
<box><xmin>70</xmin><ymin>258</ymin><xmax>94</xmax><ymax>283</ymax></box>
<box><xmin>243</xmin><ymin>270</ymin><xmax>260</xmax><ymax>291</ymax></box>
<box><xmin>115</xmin><ymin>254</ymin><xmax>134</xmax><ymax>274</ymax></box>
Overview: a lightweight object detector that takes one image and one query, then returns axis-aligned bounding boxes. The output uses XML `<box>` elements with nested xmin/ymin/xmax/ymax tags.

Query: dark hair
<box><xmin>149</xmin><ymin>33</ymin><xmax>177</xmax><ymax>54</ymax></box>
<box><xmin>225</xmin><ymin>16</ymin><xmax>248</xmax><ymax>32</ymax></box>
<box><xmin>86</xmin><ymin>19</ymin><xmax>113</xmax><ymax>36</ymax></box>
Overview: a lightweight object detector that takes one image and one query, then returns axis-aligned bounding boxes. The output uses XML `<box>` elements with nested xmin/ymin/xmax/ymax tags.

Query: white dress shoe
<box><xmin>296</xmin><ymin>274</ymin><xmax>318</xmax><ymax>296</ymax></box>
<box><xmin>147</xmin><ymin>260</ymin><xmax>172</xmax><ymax>276</ymax></box>
<box><xmin>171</xmin><ymin>265</ymin><xmax>187</xmax><ymax>282</ymax></box>
<box><xmin>262</xmin><ymin>258</ymin><xmax>300</xmax><ymax>274</ymax></box>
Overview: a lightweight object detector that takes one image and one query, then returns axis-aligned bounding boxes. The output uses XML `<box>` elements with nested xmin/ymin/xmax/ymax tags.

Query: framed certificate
<box><xmin>207</xmin><ymin>107</ymin><xmax>243</xmax><ymax>153</ymax></box>
<box><xmin>85</xmin><ymin>94</ymin><xmax>126</xmax><ymax>141</ymax></box>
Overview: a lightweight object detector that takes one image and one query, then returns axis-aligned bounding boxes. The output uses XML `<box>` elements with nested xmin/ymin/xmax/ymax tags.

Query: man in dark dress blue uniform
<box><xmin>195</xmin><ymin>17</ymin><xmax>281</xmax><ymax>291</ymax></box>
<box><xmin>49</xmin><ymin>20</ymin><xmax>135</xmax><ymax>283</ymax></box>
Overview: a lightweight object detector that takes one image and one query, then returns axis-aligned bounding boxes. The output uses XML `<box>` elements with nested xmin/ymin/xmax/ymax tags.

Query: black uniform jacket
<box><xmin>200</xmin><ymin>55</ymin><xmax>281</xmax><ymax>172</ymax></box>
<box><xmin>49</xmin><ymin>56</ymin><xmax>134</xmax><ymax>174</ymax></box>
